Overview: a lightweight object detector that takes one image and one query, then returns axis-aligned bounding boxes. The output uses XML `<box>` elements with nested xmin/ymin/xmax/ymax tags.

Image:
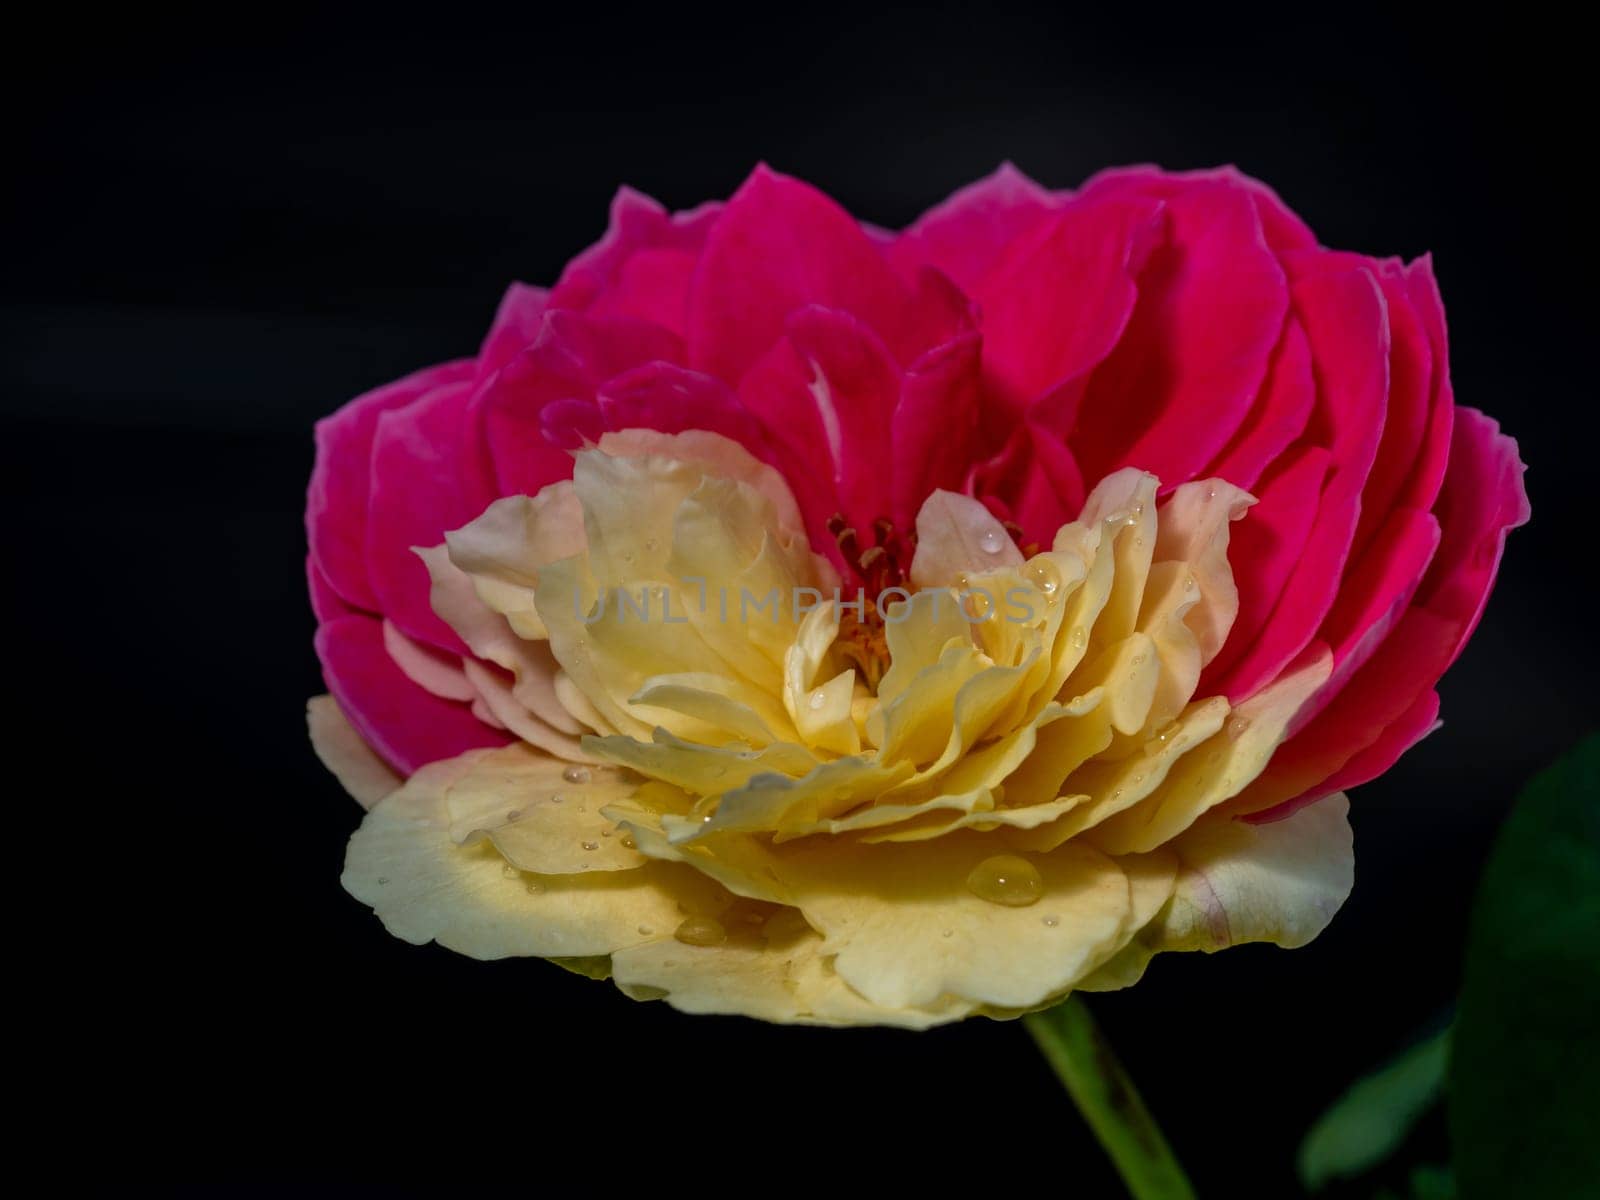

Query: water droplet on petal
<box><xmin>501</xmin><ymin>863</ymin><xmax>520</xmax><ymax>879</ymax></box>
<box><xmin>621</xmin><ymin>835</ymin><xmax>638</xmax><ymax>850</ymax></box>
<box><xmin>979</xmin><ymin>529</ymin><xmax>1005</xmax><ymax>554</ymax></box>
<box><xmin>673</xmin><ymin>915</ymin><xmax>727</xmax><ymax>947</ymax></box>
<box><xmin>808</xmin><ymin>688</ymin><xmax>827</xmax><ymax>711</ymax></box>
<box><xmin>525</xmin><ymin>880</ymin><xmax>543</xmax><ymax>895</ymax></box>
<box><xmin>562</xmin><ymin>765</ymin><xmax>591</xmax><ymax>784</ymax></box>
<box><xmin>1070</xmin><ymin>626</ymin><xmax>1088</xmax><ymax>650</ymax></box>
<box><xmin>637</xmin><ymin>924</ymin><xmax>655</xmax><ymax>936</ymax></box>
<box><xmin>941</xmin><ymin>929</ymin><xmax>954</xmax><ymax>939</ymax></box>
<box><xmin>966</xmin><ymin>854</ymin><xmax>1045</xmax><ymax>907</ymax></box>
<box><xmin>376</xmin><ymin>876</ymin><xmax>389</xmax><ymax>886</ymax></box>
<box><xmin>1042</xmin><ymin>915</ymin><xmax>1059</xmax><ymax>928</ymax></box>
<box><xmin>505</xmin><ymin>809</ymin><xmax>522</xmax><ymax>823</ymax></box>
<box><xmin>1227</xmin><ymin>716</ymin><xmax>1253</xmax><ymax>740</ymax></box>
<box><xmin>551</xmin><ymin>793</ymin><xmax>564</xmax><ymax>805</ymax></box>
<box><xmin>581</xmin><ymin>840</ymin><xmax>599</xmax><ymax>852</ymax></box>
<box><xmin>600</xmin><ymin>829</ymin><xmax>612</xmax><ymax>838</ymax></box>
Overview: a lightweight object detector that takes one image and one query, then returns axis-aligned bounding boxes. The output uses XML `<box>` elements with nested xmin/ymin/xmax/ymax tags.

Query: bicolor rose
<box><xmin>307</xmin><ymin>164</ymin><xmax>1527</xmax><ymax>1025</ymax></box>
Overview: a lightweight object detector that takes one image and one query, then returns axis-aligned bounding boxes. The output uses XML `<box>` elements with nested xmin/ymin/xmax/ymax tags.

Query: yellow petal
<box><xmin>307</xmin><ymin>694</ymin><xmax>400</xmax><ymax>809</ymax></box>
<box><xmin>1079</xmin><ymin>795</ymin><xmax>1352</xmax><ymax>991</ymax></box>
<box><xmin>441</xmin><ymin>743</ymin><xmax>645</xmax><ymax>873</ymax></box>
<box><xmin>342</xmin><ymin>752</ymin><xmax>693</xmax><ymax>959</ymax></box>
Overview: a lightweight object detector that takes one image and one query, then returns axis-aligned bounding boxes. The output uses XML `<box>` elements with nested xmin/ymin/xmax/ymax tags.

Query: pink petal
<box><xmin>365</xmin><ymin>377</ymin><xmax>499</xmax><ymax>654</ymax></box>
<box><xmin>1244</xmin><ymin>408</ymin><xmax>1527</xmax><ymax>813</ymax></box>
<box><xmin>306</xmin><ymin>360</ymin><xmax>475</xmax><ymax>612</ymax></box>
<box><xmin>891</xmin><ymin>330</ymin><xmax>983</xmax><ymax>530</ymax></box>
<box><xmin>1394</xmin><ymin>256</ymin><xmax>1457</xmax><ymax>515</ymax></box>
<box><xmin>1416</xmin><ymin>407</ymin><xmax>1531</xmax><ymax>663</ymax></box>
<box><xmin>1203</xmin><ymin>444</ymin><xmax>1332</xmax><ymax>693</ymax></box>
<box><xmin>548</xmin><ymin>186</ymin><xmax>721</xmax><ymax>313</ymax></box>
<box><xmin>1208</xmin><ymin>265</ymin><xmax>1390</xmax><ymax>699</ymax></box>
<box><xmin>975</xmin><ymin>192</ymin><xmax>1164</xmax><ymax>420</ymax></box>
<box><xmin>888</xmin><ymin>162</ymin><xmax>1062</xmax><ymax>291</ymax></box>
<box><xmin>589</xmin><ymin>248</ymin><xmax>700</xmax><ymax>338</ymax></box>
<box><xmin>687</xmin><ymin>165</ymin><xmax>910</xmax><ymax>385</ymax></box>
<box><xmin>315</xmin><ymin>614</ymin><xmax>508</xmax><ymax>775</ymax></box>
<box><xmin>1206</xmin><ymin>315</ymin><xmax>1316</xmax><ymax>490</ymax></box>
<box><xmin>1070</xmin><ymin>177</ymin><xmax>1290</xmax><ymax>488</ymax></box>
<box><xmin>477</xmin><ymin>282</ymin><xmax>548</xmax><ymax>377</ymax></box>
<box><xmin>307</xmin><ymin>556</ymin><xmax>354</xmax><ymax>623</ymax></box>
<box><xmin>480</xmin><ymin>309</ymin><xmax>682</xmax><ymax>494</ymax></box>
<box><xmin>597</xmin><ymin>361</ymin><xmax>770</xmax><ymax>455</ymax></box>
<box><xmin>734</xmin><ymin>306</ymin><xmax>902</xmax><ymax>547</ymax></box>
<box><xmin>1081</xmin><ymin>164</ymin><xmax>1319</xmax><ymax>256</ymax></box>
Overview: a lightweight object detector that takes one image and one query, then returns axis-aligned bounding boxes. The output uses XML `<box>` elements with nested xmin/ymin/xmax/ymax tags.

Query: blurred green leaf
<box><xmin>1449</xmin><ymin>735</ymin><xmax>1600</xmax><ymax>1199</ymax></box>
<box><xmin>1297</xmin><ymin>1025</ymin><xmax>1451</xmax><ymax>1190</ymax></box>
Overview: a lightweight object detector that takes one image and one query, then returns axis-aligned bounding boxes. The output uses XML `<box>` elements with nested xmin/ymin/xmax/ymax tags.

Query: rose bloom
<box><xmin>306</xmin><ymin>165</ymin><xmax>1527</xmax><ymax>1026</ymax></box>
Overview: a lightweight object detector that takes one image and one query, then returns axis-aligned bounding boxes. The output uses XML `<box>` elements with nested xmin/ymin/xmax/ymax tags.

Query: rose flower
<box><xmin>307</xmin><ymin>165</ymin><xmax>1527</xmax><ymax>1026</ymax></box>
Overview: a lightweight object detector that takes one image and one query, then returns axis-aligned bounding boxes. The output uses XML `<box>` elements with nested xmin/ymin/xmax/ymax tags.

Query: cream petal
<box><xmin>610</xmin><ymin>920</ymin><xmax>974</xmax><ymax>1028</ymax></box>
<box><xmin>441</xmin><ymin>743</ymin><xmax>645</xmax><ymax>873</ymax></box>
<box><xmin>598</xmin><ymin>428</ymin><xmax>814</xmax><ymax>557</ymax></box>
<box><xmin>766</xmin><ymin>833</ymin><xmax>1133</xmax><ymax>1011</ymax></box>
<box><xmin>1079</xmin><ymin>795</ymin><xmax>1352</xmax><ymax>991</ymax></box>
<box><xmin>443</xmin><ymin>484</ymin><xmax>587</xmax><ymax>640</ymax></box>
<box><xmin>382</xmin><ymin>620</ymin><xmax>476</xmax><ymax>702</ymax></box>
<box><xmin>586</xmin><ymin>728</ymin><xmax>817</xmax><ymax>796</ymax></box>
<box><xmin>1152</xmin><ymin>478</ymin><xmax>1254</xmax><ymax>665</ymax></box>
<box><xmin>1085</xmin><ymin>644</ymin><xmax>1332</xmax><ymax>855</ymax></box>
<box><xmin>342</xmin><ymin>752</ymin><xmax>691</xmax><ymax>959</ymax></box>
<box><xmin>909</xmin><ymin>489</ymin><xmax>1023</xmax><ymax>588</ymax></box>
<box><xmin>307</xmin><ymin>694</ymin><xmax>401</xmax><ymax>809</ymax></box>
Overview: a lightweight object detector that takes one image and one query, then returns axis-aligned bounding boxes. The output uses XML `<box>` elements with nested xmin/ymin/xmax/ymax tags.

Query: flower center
<box><xmin>824</xmin><ymin>509</ymin><xmax>1033</xmax><ymax>692</ymax></box>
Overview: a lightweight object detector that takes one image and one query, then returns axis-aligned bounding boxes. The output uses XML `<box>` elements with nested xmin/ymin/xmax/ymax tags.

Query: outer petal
<box><xmin>343</xmin><ymin>751</ymin><xmax>705</xmax><ymax>960</ymax></box>
<box><xmin>316</xmin><ymin>614</ymin><xmax>509</xmax><ymax>774</ymax></box>
<box><xmin>1070</xmin><ymin>176</ymin><xmax>1290</xmax><ymax>488</ymax></box>
<box><xmin>888</xmin><ymin>162</ymin><xmax>1061</xmax><ymax>291</ymax></box>
<box><xmin>1080</xmin><ymin>793</ymin><xmax>1353</xmax><ymax>990</ymax></box>
<box><xmin>687</xmin><ymin>165</ymin><xmax>910</xmax><ymax>384</ymax></box>
<box><xmin>365</xmin><ymin>377</ymin><xmax>500</xmax><ymax>653</ymax></box>
<box><xmin>307</xmin><ymin>694</ymin><xmax>401</xmax><ymax>809</ymax></box>
<box><xmin>306</xmin><ymin>360</ymin><xmax>475</xmax><ymax>613</ymax></box>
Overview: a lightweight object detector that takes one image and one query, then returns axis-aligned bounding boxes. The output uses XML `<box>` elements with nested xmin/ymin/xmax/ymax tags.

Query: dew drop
<box><xmin>1042</xmin><ymin>915</ymin><xmax>1059</xmax><ymax>928</ymax></box>
<box><xmin>600</xmin><ymin>829</ymin><xmax>612</xmax><ymax>838</ymax></box>
<box><xmin>562</xmin><ymin>765</ymin><xmax>591</xmax><ymax>784</ymax></box>
<box><xmin>621</xmin><ymin>835</ymin><xmax>638</xmax><ymax>850</ymax></box>
<box><xmin>1184</xmin><ymin>575</ymin><xmax>1198</xmax><ymax>594</ymax></box>
<box><xmin>376</xmin><ymin>877</ymin><xmax>389</xmax><ymax>886</ymax></box>
<box><xmin>637</xmin><ymin>924</ymin><xmax>655</xmax><ymax>936</ymax></box>
<box><xmin>673</xmin><ymin>915</ymin><xmax>728</xmax><ymax>947</ymax></box>
<box><xmin>644</xmin><ymin>537</ymin><xmax>658</xmax><ymax>552</ymax></box>
<box><xmin>966</xmin><ymin>854</ymin><xmax>1045</xmax><ymax>907</ymax></box>
<box><xmin>941</xmin><ymin>929</ymin><xmax>954</xmax><ymax>939</ymax></box>
<box><xmin>551</xmin><ymin>793</ymin><xmax>564</xmax><ymax>805</ymax></box>
<box><xmin>1026</xmin><ymin>561</ymin><xmax>1060</xmax><ymax>597</ymax></box>
<box><xmin>505</xmin><ymin>809</ymin><xmax>522</xmax><ymax>823</ymax></box>
<box><xmin>1154</xmin><ymin>722</ymin><xmax>1180</xmax><ymax>745</ymax></box>
<box><xmin>1227</xmin><ymin>716</ymin><xmax>1253</xmax><ymax>740</ymax></box>
<box><xmin>1070</xmin><ymin>626</ymin><xmax>1088</xmax><ymax>650</ymax></box>
<box><xmin>1131</xmin><ymin>653</ymin><xmax>1146</xmax><ymax>666</ymax></box>
<box><xmin>525</xmin><ymin>880</ymin><xmax>543</xmax><ymax>895</ymax></box>
<box><xmin>500</xmin><ymin>863</ymin><xmax>520</xmax><ymax>879</ymax></box>
<box><xmin>1206</xmin><ymin>486</ymin><xmax>1218</xmax><ymax>500</ymax></box>
<box><xmin>979</xmin><ymin>529</ymin><xmax>1005</xmax><ymax>554</ymax></box>
<box><xmin>1132</xmin><ymin>536</ymin><xmax>1144</xmax><ymax>550</ymax></box>
<box><xmin>581</xmin><ymin>840</ymin><xmax>599</xmax><ymax>852</ymax></box>
<box><xmin>808</xmin><ymin>688</ymin><xmax>827</xmax><ymax>711</ymax></box>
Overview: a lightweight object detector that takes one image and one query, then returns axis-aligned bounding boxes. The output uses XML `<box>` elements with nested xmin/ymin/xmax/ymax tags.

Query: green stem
<box><xmin>1024</xmin><ymin>996</ymin><xmax>1197</xmax><ymax>1200</ymax></box>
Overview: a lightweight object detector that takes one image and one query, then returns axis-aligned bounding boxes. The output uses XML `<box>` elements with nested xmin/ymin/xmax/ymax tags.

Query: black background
<box><xmin>12</xmin><ymin>5</ymin><xmax>1594</xmax><ymax>1194</ymax></box>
